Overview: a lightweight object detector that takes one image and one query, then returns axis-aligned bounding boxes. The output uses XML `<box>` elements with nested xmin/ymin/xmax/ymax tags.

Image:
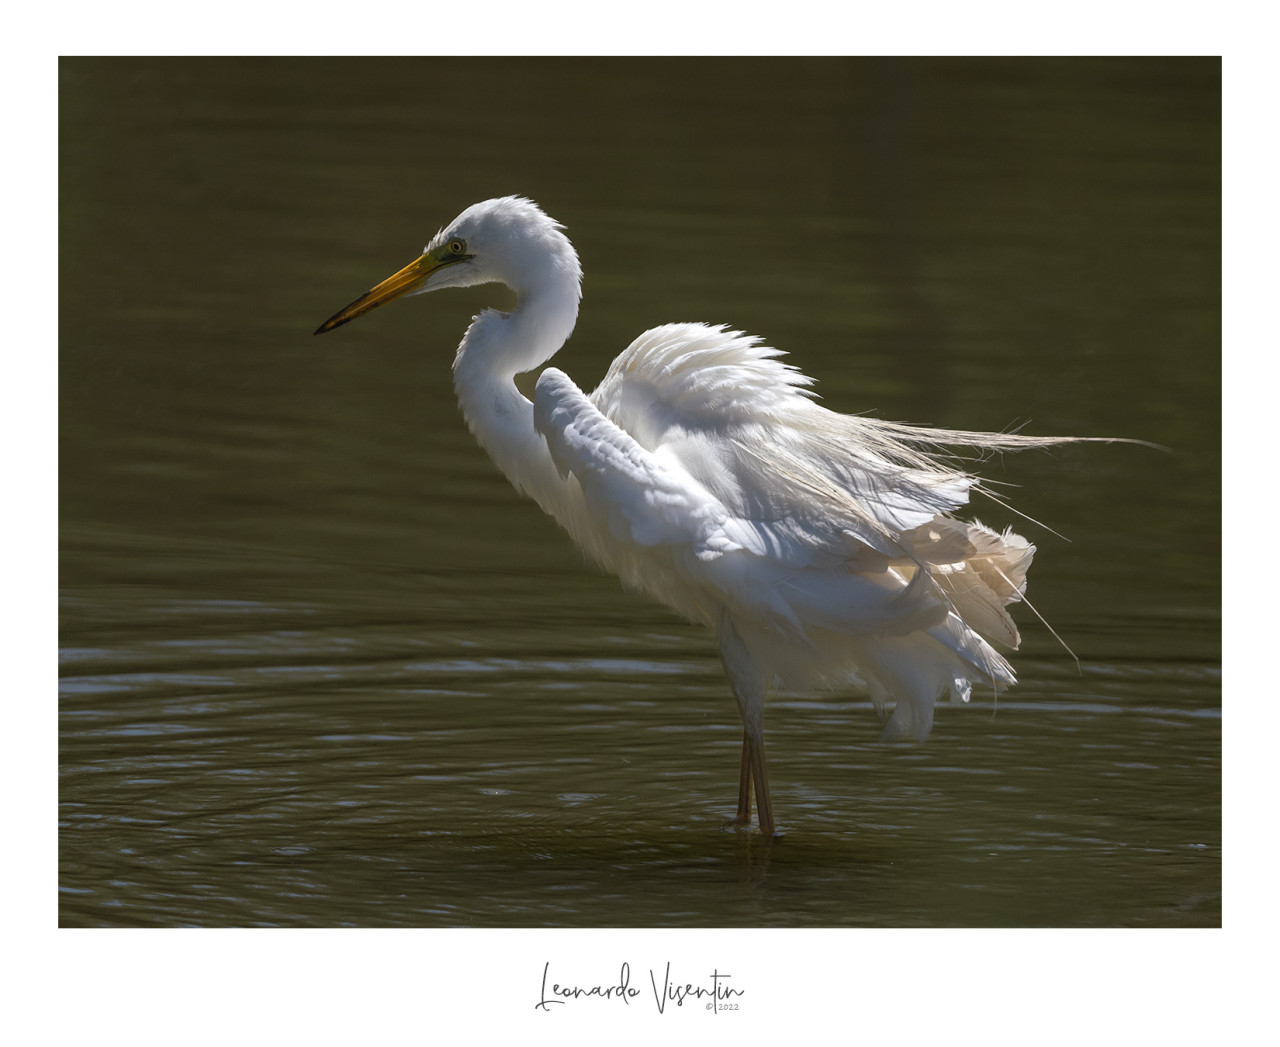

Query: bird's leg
<box><xmin>747</xmin><ymin>725</ymin><xmax>775</xmax><ymax>836</ymax></box>
<box><xmin>735</xmin><ymin>731</ymin><xmax>753</xmax><ymax>824</ymax></box>
<box><xmin>718</xmin><ymin>614</ymin><xmax>776</xmax><ymax>836</ymax></box>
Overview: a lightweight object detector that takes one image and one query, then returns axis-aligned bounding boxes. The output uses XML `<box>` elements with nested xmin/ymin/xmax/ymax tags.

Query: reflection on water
<box><xmin>60</xmin><ymin>58</ymin><xmax>1219</xmax><ymax>926</ymax></box>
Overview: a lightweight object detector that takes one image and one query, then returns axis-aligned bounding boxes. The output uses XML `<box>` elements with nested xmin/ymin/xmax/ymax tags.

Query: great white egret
<box><xmin>316</xmin><ymin>196</ymin><xmax>1101</xmax><ymax>836</ymax></box>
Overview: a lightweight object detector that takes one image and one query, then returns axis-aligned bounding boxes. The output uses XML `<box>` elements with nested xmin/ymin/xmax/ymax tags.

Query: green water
<box><xmin>60</xmin><ymin>57</ymin><xmax>1219</xmax><ymax>927</ymax></box>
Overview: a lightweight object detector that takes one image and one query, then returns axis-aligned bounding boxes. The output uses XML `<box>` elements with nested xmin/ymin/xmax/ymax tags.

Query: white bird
<box><xmin>315</xmin><ymin>196</ymin><xmax>1096</xmax><ymax>836</ymax></box>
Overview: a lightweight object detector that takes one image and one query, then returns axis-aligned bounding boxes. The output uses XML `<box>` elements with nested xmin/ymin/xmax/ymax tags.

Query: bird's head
<box><xmin>314</xmin><ymin>196</ymin><xmax>580</xmax><ymax>335</ymax></box>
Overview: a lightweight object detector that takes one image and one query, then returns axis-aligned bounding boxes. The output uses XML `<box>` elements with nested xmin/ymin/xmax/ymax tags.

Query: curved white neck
<box><xmin>451</xmin><ymin>277</ymin><xmax>580</xmax><ymax>521</ymax></box>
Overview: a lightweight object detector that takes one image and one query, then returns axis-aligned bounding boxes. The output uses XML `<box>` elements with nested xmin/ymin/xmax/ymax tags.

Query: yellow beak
<box><xmin>314</xmin><ymin>250</ymin><xmax>449</xmax><ymax>335</ymax></box>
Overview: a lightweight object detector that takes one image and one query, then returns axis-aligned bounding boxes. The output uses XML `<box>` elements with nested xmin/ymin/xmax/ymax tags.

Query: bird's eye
<box><xmin>449</xmin><ymin>239</ymin><xmax>465</xmax><ymax>254</ymax></box>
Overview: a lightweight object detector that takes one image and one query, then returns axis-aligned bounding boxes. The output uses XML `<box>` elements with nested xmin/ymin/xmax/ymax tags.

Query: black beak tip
<box><xmin>313</xmin><ymin>314</ymin><xmax>347</xmax><ymax>336</ymax></box>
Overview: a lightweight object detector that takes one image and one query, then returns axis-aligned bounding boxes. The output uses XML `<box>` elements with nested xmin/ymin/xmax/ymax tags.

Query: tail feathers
<box><xmin>906</xmin><ymin>518</ymin><xmax>1036</xmax><ymax>650</ymax></box>
<box><xmin>934</xmin><ymin>565</ymin><xmax>1023</xmax><ymax>648</ymax></box>
<box><xmin>859</xmin><ymin>612</ymin><xmax>1016</xmax><ymax>744</ymax></box>
<box><xmin>965</xmin><ymin>519</ymin><xmax>1035</xmax><ymax>603</ymax></box>
<box><xmin>776</xmin><ymin>516</ymin><xmax>1031</xmax><ymax>743</ymax></box>
<box><xmin>741</xmin><ymin>518</ymin><xmax>1039</xmax><ymax>746</ymax></box>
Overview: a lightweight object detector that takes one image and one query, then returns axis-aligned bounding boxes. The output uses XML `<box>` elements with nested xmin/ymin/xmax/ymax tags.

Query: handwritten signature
<box><xmin>536</xmin><ymin>961</ymin><xmax>743</xmax><ymax>1013</ymax></box>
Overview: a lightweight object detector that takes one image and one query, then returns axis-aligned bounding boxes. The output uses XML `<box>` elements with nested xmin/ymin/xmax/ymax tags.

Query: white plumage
<box><xmin>316</xmin><ymin>195</ymin><xmax>1085</xmax><ymax>835</ymax></box>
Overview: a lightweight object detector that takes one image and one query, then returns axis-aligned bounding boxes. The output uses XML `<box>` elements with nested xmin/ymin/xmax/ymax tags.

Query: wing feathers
<box><xmin>536</xmin><ymin>325</ymin><xmax>1048</xmax><ymax>734</ymax></box>
<box><xmin>534</xmin><ymin>366</ymin><xmax>756</xmax><ymax>561</ymax></box>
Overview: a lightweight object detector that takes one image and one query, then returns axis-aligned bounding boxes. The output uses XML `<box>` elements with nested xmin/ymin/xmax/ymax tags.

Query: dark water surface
<box><xmin>60</xmin><ymin>58</ymin><xmax>1219</xmax><ymax>927</ymax></box>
